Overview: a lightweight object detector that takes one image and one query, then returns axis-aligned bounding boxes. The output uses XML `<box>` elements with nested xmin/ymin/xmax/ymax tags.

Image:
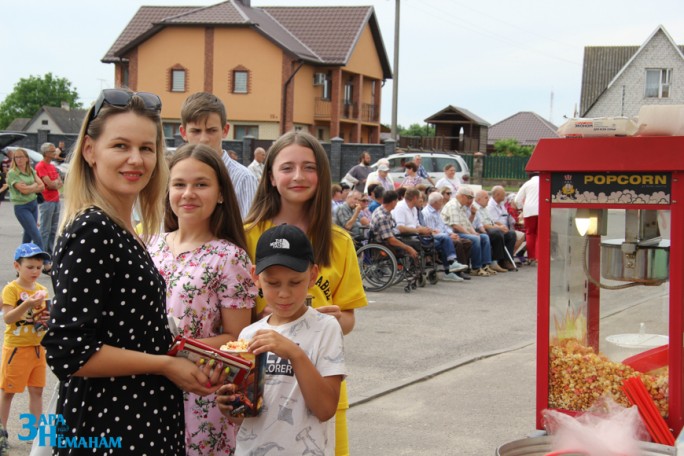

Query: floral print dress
<box><xmin>149</xmin><ymin>236</ymin><xmax>257</xmax><ymax>456</ymax></box>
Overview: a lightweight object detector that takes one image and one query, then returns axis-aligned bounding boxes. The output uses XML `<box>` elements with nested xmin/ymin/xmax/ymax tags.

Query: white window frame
<box><xmin>645</xmin><ymin>68</ymin><xmax>671</xmax><ymax>98</ymax></box>
<box><xmin>344</xmin><ymin>80</ymin><xmax>353</xmax><ymax>105</ymax></box>
<box><xmin>171</xmin><ymin>69</ymin><xmax>186</xmax><ymax>92</ymax></box>
<box><xmin>233</xmin><ymin>71</ymin><xmax>248</xmax><ymax>94</ymax></box>
<box><xmin>322</xmin><ymin>75</ymin><xmax>331</xmax><ymax>100</ymax></box>
<box><xmin>234</xmin><ymin>125</ymin><xmax>258</xmax><ymax>139</ymax></box>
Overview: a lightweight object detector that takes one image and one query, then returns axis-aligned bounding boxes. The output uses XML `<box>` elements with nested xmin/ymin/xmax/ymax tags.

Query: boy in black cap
<box><xmin>0</xmin><ymin>243</ymin><xmax>51</xmax><ymax>447</ymax></box>
<box><xmin>217</xmin><ymin>225</ymin><xmax>346</xmax><ymax>454</ymax></box>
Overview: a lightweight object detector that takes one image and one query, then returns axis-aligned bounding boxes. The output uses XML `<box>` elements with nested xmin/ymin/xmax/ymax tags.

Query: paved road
<box><xmin>5</xmin><ymin>199</ymin><xmax>660</xmax><ymax>455</ymax></box>
<box><xmin>0</xmin><ymin>200</ymin><xmax>542</xmax><ymax>454</ymax></box>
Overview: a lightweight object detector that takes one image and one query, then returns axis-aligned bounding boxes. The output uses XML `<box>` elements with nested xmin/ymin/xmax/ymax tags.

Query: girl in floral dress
<box><xmin>149</xmin><ymin>143</ymin><xmax>257</xmax><ymax>455</ymax></box>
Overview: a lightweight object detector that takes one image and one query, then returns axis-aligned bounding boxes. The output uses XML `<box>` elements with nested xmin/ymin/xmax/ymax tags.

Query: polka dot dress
<box><xmin>42</xmin><ymin>208</ymin><xmax>185</xmax><ymax>455</ymax></box>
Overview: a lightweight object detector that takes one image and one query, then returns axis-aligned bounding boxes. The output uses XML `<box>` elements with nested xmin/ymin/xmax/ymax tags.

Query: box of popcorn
<box><xmin>220</xmin><ymin>339</ymin><xmax>266</xmax><ymax>417</ymax></box>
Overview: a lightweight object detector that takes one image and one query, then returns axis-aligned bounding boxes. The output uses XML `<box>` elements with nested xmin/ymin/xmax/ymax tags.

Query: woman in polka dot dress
<box><xmin>149</xmin><ymin>144</ymin><xmax>257</xmax><ymax>455</ymax></box>
<box><xmin>41</xmin><ymin>89</ymin><xmax>222</xmax><ymax>455</ymax></box>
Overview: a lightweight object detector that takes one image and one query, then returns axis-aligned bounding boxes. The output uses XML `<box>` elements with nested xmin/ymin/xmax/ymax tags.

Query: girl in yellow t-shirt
<box><xmin>244</xmin><ymin>131</ymin><xmax>367</xmax><ymax>456</ymax></box>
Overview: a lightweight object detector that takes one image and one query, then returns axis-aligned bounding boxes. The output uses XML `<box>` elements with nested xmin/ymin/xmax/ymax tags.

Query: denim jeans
<box><xmin>431</xmin><ymin>233</ymin><xmax>457</xmax><ymax>271</ymax></box>
<box><xmin>14</xmin><ymin>200</ymin><xmax>44</xmax><ymax>249</ymax></box>
<box><xmin>39</xmin><ymin>200</ymin><xmax>60</xmax><ymax>254</ymax></box>
<box><xmin>457</xmin><ymin>232</ymin><xmax>492</xmax><ymax>269</ymax></box>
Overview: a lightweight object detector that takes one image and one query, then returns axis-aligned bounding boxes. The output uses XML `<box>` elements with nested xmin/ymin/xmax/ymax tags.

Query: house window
<box><xmin>171</xmin><ymin>69</ymin><xmax>186</xmax><ymax>92</ymax></box>
<box><xmin>232</xmin><ymin>70</ymin><xmax>249</xmax><ymax>94</ymax></box>
<box><xmin>645</xmin><ymin>68</ymin><xmax>671</xmax><ymax>98</ymax></box>
<box><xmin>344</xmin><ymin>79</ymin><xmax>353</xmax><ymax>105</ymax></box>
<box><xmin>234</xmin><ymin>125</ymin><xmax>258</xmax><ymax>139</ymax></box>
<box><xmin>42</xmin><ymin>120</ymin><xmax>48</xmax><ymax>125</ymax></box>
<box><xmin>371</xmin><ymin>80</ymin><xmax>376</xmax><ymax>98</ymax></box>
<box><xmin>322</xmin><ymin>74</ymin><xmax>332</xmax><ymax>100</ymax></box>
<box><xmin>122</xmin><ymin>64</ymin><xmax>129</xmax><ymax>88</ymax></box>
<box><xmin>163</xmin><ymin>122</ymin><xmax>181</xmax><ymax>139</ymax></box>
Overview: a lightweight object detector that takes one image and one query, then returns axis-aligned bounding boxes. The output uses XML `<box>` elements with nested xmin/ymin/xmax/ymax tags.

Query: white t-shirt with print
<box><xmin>236</xmin><ymin>307</ymin><xmax>346</xmax><ymax>455</ymax></box>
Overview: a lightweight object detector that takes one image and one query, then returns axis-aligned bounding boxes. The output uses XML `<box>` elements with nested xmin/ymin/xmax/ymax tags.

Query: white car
<box><xmin>371</xmin><ymin>152</ymin><xmax>470</xmax><ymax>186</ymax></box>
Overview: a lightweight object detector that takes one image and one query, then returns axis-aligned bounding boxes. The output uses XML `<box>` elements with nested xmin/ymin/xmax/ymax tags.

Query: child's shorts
<box><xmin>1</xmin><ymin>346</ymin><xmax>46</xmax><ymax>393</ymax></box>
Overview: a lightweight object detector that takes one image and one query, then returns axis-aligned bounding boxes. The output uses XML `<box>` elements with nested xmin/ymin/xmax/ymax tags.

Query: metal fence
<box><xmin>462</xmin><ymin>154</ymin><xmax>474</xmax><ymax>174</ymax></box>
<box><xmin>483</xmin><ymin>155</ymin><xmax>529</xmax><ymax>180</ymax></box>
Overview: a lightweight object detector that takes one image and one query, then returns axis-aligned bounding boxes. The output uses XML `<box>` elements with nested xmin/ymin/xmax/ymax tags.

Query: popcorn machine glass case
<box><xmin>528</xmin><ymin>137</ymin><xmax>684</xmax><ymax>434</ymax></box>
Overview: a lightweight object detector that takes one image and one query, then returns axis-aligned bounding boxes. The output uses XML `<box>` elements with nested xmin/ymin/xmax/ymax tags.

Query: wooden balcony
<box><xmin>341</xmin><ymin>102</ymin><xmax>358</xmax><ymax>119</ymax></box>
<box><xmin>314</xmin><ymin>98</ymin><xmax>377</xmax><ymax>123</ymax></box>
<box><xmin>314</xmin><ymin>98</ymin><xmax>331</xmax><ymax>119</ymax></box>
<box><xmin>361</xmin><ymin>103</ymin><xmax>379</xmax><ymax>122</ymax></box>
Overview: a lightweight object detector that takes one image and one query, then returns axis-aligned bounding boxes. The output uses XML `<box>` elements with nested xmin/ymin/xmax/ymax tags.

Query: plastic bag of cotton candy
<box><xmin>542</xmin><ymin>396</ymin><xmax>650</xmax><ymax>456</ymax></box>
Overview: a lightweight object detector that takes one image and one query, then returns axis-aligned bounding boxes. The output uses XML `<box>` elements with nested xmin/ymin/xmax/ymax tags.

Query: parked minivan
<box><xmin>371</xmin><ymin>152</ymin><xmax>469</xmax><ymax>186</ymax></box>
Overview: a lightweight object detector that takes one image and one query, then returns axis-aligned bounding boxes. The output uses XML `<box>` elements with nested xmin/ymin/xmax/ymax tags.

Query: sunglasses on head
<box><xmin>89</xmin><ymin>89</ymin><xmax>162</xmax><ymax>123</ymax></box>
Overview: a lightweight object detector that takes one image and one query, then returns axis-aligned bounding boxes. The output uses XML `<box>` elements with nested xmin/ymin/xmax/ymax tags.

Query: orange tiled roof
<box><xmin>102</xmin><ymin>0</ymin><xmax>392</xmax><ymax>79</ymax></box>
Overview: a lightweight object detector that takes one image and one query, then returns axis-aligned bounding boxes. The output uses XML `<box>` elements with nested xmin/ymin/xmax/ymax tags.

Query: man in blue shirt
<box><xmin>422</xmin><ymin>191</ymin><xmax>473</xmax><ymax>280</ymax></box>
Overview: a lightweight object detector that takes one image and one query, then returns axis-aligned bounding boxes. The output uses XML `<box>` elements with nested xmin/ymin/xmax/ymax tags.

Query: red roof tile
<box><xmin>102</xmin><ymin>1</ymin><xmax>391</xmax><ymax>79</ymax></box>
<box><xmin>103</xmin><ymin>6</ymin><xmax>200</xmax><ymax>62</ymax></box>
<box><xmin>263</xmin><ymin>6</ymin><xmax>372</xmax><ymax>64</ymax></box>
<box><xmin>162</xmin><ymin>1</ymin><xmax>248</xmax><ymax>25</ymax></box>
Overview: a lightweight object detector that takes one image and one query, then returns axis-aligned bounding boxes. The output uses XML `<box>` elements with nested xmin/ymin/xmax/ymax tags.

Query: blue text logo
<box><xmin>18</xmin><ymin>414</ymin><xmax>122</xmax><ymax>449</ymax></box>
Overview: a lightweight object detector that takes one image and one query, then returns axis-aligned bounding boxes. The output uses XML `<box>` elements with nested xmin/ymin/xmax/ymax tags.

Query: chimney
<box><xmin>61</xmin><ymin>101</ymin><xmax>70</xmax><ymax>111</ymax></box>
<box><xmin>237</xmin><ymin>0</ymin><xmax>251</xmax><ymax>6</ymax></box>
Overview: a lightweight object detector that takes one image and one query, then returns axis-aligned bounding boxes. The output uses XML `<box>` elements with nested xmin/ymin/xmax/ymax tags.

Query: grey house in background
<box><xmin>486</xmin><ymin>111</ymin><xmax>558</xmax><ymax>153</ymax></box>
<box><xmin>580</xmin><ymin>25</ymin><xmax>684</xmax><ymax>118</ymax></box>
<box><xmin>21</xmin><ymin>106</ymin><xmax>88</xmax><ymax>134</ymax></box>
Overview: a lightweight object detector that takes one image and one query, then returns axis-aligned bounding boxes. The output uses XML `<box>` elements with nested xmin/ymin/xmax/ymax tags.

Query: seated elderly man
<box><xmin>474</xmin><ymin>189</ymin><xmax>516</xmax><ymax>271</ymax></box>
<box><xmin>370</xmin><ymin>190</ymin><xmax>418</xmax><ymax>260</ymax></box>
<box><xmin>368</xmin><ymin>184</ymin><xmax>384</xmax><ymax>213</ymax></box>
<box><xmin>422</xmin><ymin>192</ymin><xmax>473</xmax><ymax>280</ymax></box>
<box><xmin>393</xmin><ymin>188</ymin><xmax>466</xmax><ymax>282</ymax></box>
<box><xmin>365</xmin><ymin>159</ymin><xmax>394</xmax><ymax>193</ymax></box>
<box><xmin>488</xmin><ymin>185</ymin><xmax>525</xmax><ymax>258</ymax></box>
<box><xmin>334</xmin><ymin>190</ymin><xmax>368</xmax><ymax>242</ymax></box>
<box><xmin>441</xmin><ymin>186</ymin><xmax>503</xmax><ymax>277</ymax></box>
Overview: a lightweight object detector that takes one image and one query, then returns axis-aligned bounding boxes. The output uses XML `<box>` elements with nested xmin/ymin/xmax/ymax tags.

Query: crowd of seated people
<box><xmin>332</xmin><ymin>159</ymin><xmax>529</xmax><ymax>286</ymax></box>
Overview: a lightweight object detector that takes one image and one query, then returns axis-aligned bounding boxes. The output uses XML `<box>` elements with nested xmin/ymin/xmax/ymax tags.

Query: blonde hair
<box><xmin>59</xmin><ymin>93</ymin><xmax>168</xmax><ymax>243</ymax></box>
<box><xmin>245</xmin><ymin>131</ymin><xmax>332</xmax><ymax>266</ymax></box>
<box><xmin>9</xmin><ymin>148</ymin><xmax>31</xmax><ymax>174</ymax></box>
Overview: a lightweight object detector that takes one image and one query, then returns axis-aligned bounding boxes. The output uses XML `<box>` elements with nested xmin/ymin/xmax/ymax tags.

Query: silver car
<box><xmin>372</xmin><ymin>152</ymin><xmax>469</xmax><ymax>186</ymax></box>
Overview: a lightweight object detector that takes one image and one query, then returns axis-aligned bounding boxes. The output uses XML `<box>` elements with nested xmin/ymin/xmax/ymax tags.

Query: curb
<box><xmin>349</xmin><ymin>339</ymin><xmax>535</xmax><ymax>408</ymax></box>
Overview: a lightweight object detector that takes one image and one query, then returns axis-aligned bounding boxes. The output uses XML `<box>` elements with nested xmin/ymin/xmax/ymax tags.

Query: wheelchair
<box><xmin>357</xmin><ymin>231</ymin><xmax>439</xmax><ymax>293</ymax></box>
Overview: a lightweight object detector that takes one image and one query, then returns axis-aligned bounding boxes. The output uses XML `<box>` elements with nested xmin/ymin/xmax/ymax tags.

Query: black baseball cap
<box><xmin>255</xmin><ymin>224</ymin><xmax>315</xmax><ymax>274</ymax></box>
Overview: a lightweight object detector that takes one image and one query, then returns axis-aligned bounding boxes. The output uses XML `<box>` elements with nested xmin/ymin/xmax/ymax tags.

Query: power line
<box><xmin>415</xmin><ymin>2</ymin><xmax>581</xmax><ymax>67</ymax></box>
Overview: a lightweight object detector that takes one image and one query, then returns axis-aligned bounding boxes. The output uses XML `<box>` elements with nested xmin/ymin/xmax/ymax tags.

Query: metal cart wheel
<box><xmin>357</xmin><ymin>243</ymin><xmax>397</xmax><ymax>292</ymax></box>
<box><xmin>427</xmin><ymin>270</ymin><xmax>439</xmax><ymax>285</ymax></box>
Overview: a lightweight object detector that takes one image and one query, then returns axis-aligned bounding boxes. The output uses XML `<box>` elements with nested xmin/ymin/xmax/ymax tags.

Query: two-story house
<box><xmin>580</xmin><ymin>25</ymin><xmax>684</xmax><ymax>118</ymax></box>
<box><xmin>103</xmin><ymin>0</ymin><xmax>392</xmax><ymax>143</ymax></box>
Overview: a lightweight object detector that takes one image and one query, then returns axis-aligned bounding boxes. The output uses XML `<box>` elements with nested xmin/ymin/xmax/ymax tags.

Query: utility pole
<box><xmin>391</xmin><ymin>0</ymin><xmax>400</xmax><ymax>140</ymax></box>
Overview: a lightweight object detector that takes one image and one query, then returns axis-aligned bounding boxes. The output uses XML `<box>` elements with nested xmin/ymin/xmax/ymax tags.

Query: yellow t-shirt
<box><xmin>245</xmin><ymin>221</ymin><xmax>368</xmax><ymax>410</ymax></box>
<box><xmin>1</xmin><ymin>281</ymin><xmax>48</xmax><ymax>347</ymax></box>
<box><xmin>245</xmin><ymin>221</ymin><xmax>368</xmax><ymax>315</ymax></box>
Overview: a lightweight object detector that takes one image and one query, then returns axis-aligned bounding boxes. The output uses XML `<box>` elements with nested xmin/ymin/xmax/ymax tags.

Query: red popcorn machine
<box><xmin>526</xmin><ymin>136</ymin><xmax>684</xmax><ymax>436</ymax></box>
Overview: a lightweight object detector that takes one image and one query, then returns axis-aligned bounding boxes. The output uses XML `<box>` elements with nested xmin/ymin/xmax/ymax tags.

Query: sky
<box><xmin>2</xmin><ymin>0</ymin><xmax>683</xmax><ymax>128</ymax></box>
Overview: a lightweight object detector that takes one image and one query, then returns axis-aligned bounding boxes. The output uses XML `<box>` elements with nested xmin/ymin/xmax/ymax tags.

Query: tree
<box><xmin>493</xmin><ymin>138</ymin><xmax>534</xmax><ymax>157</ymax></box>
<box><xmin>0</xmin><ymin>73</ymin><xmax>82</xmax><ymax>129</ymax></box>
<box><xmin>399</xmin><ymin>123</ymin><xmax>435</xmax><ymax>137</ymax></box>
